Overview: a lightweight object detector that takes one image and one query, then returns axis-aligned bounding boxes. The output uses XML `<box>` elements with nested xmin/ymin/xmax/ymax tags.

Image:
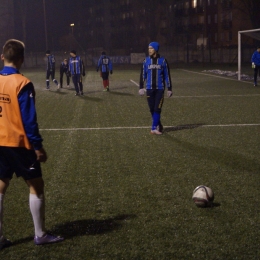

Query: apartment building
<box><xmin>72</xmin><ymin>0</ymin><xmax>253</xmax><ymax>54</ymax></box>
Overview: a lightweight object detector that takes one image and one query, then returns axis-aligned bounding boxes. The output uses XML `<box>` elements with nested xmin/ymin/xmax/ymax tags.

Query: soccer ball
<box><xmin>192</xmin><ymin>185</ymin><xmax>214</xmax><ymax>207</ymax></box>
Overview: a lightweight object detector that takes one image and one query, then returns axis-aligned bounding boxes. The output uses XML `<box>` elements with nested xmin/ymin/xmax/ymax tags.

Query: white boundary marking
<box><xmin>130</xmin><ymin>79</ymin><xmax>139</xmax><ymax>86</ymax></box>
<box><xmin>40</xmin><ymin>124</ymin><xmax>260</xmax><ymax>131</ymax></box>
<box><xmin>179</xmin><ymin>69</ymin><xmax>253</xmax><ymax>84</ymax></box>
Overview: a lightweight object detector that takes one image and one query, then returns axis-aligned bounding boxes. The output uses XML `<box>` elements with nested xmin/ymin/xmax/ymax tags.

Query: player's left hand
<box><xmin>139</xmin><ymin>88</ymin><xmax>146</xmax><ymax>96</ymax></box>
<box><xmin>167</xmin><ymin>90</ymin><xmax>172</xmax><ymax>98</ymax></box>
<box><xmin>35</xmin><ymin>148</ymin><xmax>47</xmax><ymax>163</ymax></box>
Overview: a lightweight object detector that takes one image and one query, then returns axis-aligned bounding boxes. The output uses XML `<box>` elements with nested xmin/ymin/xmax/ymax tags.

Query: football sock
<box><xmin>53</xmin><ymin>79</ymin><xmax>58</xmax><ymax>85</ymax></box>
<box><xmin>29</xmin><ymin>194</ymin><xmax>46</xmax><ymax>237</ymax></box>
<box><xmin>46</xmin><ymin>80</ymin><xmax>49</xmax><ymax>88</ymax></box>
<box><xmin>103</xmin><ymin>80</ymin><xmax>106</xmax><ymax>88</ymax></box>
<box><xmin>152</xmin><ymin>112</ymin><xmax>161</xmax><ymax>130</ymax></box>
<box><xmin>0</xmin><ymin>194</ymin><xmax>4</xmax><ymax>238</ymax></box>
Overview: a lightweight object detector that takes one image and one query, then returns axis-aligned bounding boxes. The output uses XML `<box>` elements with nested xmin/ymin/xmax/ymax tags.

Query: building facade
<box><xmin>71</xmin><ymin>0</ymin><xmax>253</xmax><ymax>54</ymax></box>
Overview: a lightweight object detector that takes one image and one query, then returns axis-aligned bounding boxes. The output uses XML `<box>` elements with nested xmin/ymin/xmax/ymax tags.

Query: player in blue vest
<box><xmin>59</xmin><ymin>59</ymin><xmax>70</xmax><ymax>88</ymax></box>
<box><xmin>251</xmin><ymin>46</ymin><xmax>260</xmax><ymax>87</ymax></box>
<box><xmin>45</xmin><ymin>50</ymin><xmax>60</xmax><ymax>90</ymax></box>
<box><xmin>139</xmin><ymin>42</ymin><xmax>172</xmax><ymax>135</ymax></box>
<box><xmin>69</xmin><ymin>50</ymin><xmax>85</xmax><ymax>95</ymax></box>
<box><xmin>96</xmin><ymin>51</ymin><xmax>113</xmax><ymax>91</ymax></box>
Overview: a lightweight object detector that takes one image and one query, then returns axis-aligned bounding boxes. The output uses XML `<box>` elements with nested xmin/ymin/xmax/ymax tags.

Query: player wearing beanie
<box><xmin>139</xmin><ymin>41</ymin><xmax>172</xmax><ymax>135</ymax></box>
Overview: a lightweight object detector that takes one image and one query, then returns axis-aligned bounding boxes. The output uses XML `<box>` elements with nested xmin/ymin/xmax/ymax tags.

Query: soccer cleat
<box><xmin>106</xmin><ymin>87</ymin><xmax>109</xmax><ymax>91</ymax></box>
<box><xmin>46</xmin><ymin>87</ymin><xmax>50</xmax><ymax>90</ymax></box>
<box><xmin>103</xmin><ymin>88</ymin><xmax>108</xmax><ymax>92</ymax></box>
<box><xmin>80</xmin><ymin>92</ymin><xmax>84</xmax><ymax>95</ymax></box>
<box><xmin>75</xmin><ymin>93</ymin><xmax>79</xmax><ymax>96</ymax></box>
<box><xmin>150</xmin><ymin>129</ymin><xmax>163</xmax><ymax>135</ymax></box>
<box><xmin>0</xmin><ymin>237</ymin><xmax>12</xmax><ymax>250</ymax></box>
<box><xmin>34</xmin><ymin>233</ymin><xmax>64</xmax><ymax>245</ymax></box>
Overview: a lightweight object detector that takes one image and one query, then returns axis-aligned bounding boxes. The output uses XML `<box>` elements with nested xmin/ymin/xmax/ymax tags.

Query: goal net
<box><xmin>238</xmin><ymin>28</ymin><xmax>260</xmax><ymax>80</ymax></box>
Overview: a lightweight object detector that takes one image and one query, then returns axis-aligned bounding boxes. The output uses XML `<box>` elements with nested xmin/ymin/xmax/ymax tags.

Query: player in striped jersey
<box><xmin>96</xmin><ymin>51</ymin><xmax>113</xmax><ymax>91</ymax></box>
<box><xmin>139</xmin><ymin>42</ymin><xmax>172</xmax><ymax>135</ymax></box>
<box><xmin>69</xmin><ymin>50</ymin><xmax>85</xmax><ymax>96</ymax></box>
<box><xmin>45</xmin><ymin>50</ymin><xmax>60</xmax><ymax>90</ymax></box>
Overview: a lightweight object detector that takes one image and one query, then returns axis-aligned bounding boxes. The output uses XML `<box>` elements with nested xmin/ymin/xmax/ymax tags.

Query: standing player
<box><xmin>69</xmin><ymin>50</ymin><xmax>85</xmax><ymax>96</ymax></box>
<box><xmin>139</xmin><ymin>42</ymin><xmax>172</xmax><ymax>135</ymax></box>
<box><xmin>0</xmin><ymin>39</ymin><xmax>64</xmax><ymax>250</ymax></box>
<box><xmin>45</xmin><ymin>50</ymin><xmax>60</xmax><ymax>90</ymax></box>
<box><xmin>251</xmin><ymin>46</ymin><xmax>260</xmax><ymax>87</ymax></box>
<box><xmin>60</xmin><ymin>59</ymin><xmax>70</xmax><ymax>88</ymax></box>
<box><xmin>96</xmin><ymin>51</ymin><xmax>113</xmax><ymax>91</ymax></box>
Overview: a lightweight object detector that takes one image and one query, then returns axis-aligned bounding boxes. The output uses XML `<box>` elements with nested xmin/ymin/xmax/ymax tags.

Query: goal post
<box><xmin>238</xmin><ymin>28</ymin><xmax>260</xmax><ymax>80</ymax></box>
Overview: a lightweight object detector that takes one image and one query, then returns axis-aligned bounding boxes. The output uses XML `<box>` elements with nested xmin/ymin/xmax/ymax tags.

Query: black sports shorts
<box><xmin>0</xmin><ymin>146</ymin><xmax>42</xmax><ymax>180</ymax></box>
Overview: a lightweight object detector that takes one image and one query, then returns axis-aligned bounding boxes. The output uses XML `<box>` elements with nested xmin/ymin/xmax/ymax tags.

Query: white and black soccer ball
<box><xmin>192</xmin><ymin>185</ymin><xmax>214</xmax><ymax>207</ymax></box>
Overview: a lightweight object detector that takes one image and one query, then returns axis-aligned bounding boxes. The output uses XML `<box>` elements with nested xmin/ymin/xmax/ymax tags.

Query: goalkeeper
<box><xmin>139</xmin><ymin>42</ymin><xmax>172</xmax><ymax>135</ymax></box>
<box><xmin>251</xmin><ymin>46</ymin><xmax>260</xmax><ymax>87</ymax></box>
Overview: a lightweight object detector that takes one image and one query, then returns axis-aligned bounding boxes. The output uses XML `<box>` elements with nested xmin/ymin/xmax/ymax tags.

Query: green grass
<box><xmin>1</xmin><ymin>65</ymin><xmax>259</xmax><ymax>259</ymax></box>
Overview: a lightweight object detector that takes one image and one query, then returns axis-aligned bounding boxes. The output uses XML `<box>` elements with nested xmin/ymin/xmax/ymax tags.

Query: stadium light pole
<box><xmin>70</xmin><ymin>23</ymin><xmax>74</xmax><ymax>35</ymax></box>
<box><xmin>43</xmin><ymin>0</ymin><xmax>48</xmax><ymax>50</ymax></box>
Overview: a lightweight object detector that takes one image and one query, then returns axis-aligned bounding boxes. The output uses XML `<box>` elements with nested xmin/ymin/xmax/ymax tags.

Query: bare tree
<box><xmin>17</xmin><ymin>0</ymin><xmax>29</xmax><ymax>45</ymax></box>
<box><xmin>234</xmin><ymin>0</ymin><xmax>260</xmax><ymax>29</ymax></box>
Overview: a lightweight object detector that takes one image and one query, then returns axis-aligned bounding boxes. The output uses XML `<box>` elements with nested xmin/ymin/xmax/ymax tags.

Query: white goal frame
<box><xmin>238</xmin><ymin>28</ymin><xmax>260</xmax><ymax>80</ymax></box>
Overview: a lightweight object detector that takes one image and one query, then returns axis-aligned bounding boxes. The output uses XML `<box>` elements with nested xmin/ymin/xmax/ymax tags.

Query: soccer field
<box><xmin>1</xmin><ymin>65</ymin><xmax>260</xmax><ymax>259</ymax></box>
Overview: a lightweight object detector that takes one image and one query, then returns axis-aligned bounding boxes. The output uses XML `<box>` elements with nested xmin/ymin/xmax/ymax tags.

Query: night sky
<box><xmin>14</xmin><ymin>0</ymin><xmax>81</xmax><ymax>52</ymax></box>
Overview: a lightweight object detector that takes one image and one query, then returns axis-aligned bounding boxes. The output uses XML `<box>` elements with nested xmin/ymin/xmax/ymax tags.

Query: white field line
<box><xmin>179</xmin><ymin>69</ymin><xmax>253</xmax><ymax>84</ymax></box>
<box><xmin>129</xmin><ymin>79</ymin><xmax>260</xmax><ymax>98</ymax></box>
<box><xmin>130</xmin><ymin>79</ymin><xmax>139</xmax><ymax>86</ymax></box>
<box><xmin>40</xmin><ymin>124</ymin><xmax>260</xmax><ymax>131</ymax></box>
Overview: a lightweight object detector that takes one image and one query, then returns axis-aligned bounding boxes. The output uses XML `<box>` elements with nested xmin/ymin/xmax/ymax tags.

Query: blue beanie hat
<box><xmin>149</xmin><ymin>42</ymin><xmax>159</xmax><ymax>52</ymax></box>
